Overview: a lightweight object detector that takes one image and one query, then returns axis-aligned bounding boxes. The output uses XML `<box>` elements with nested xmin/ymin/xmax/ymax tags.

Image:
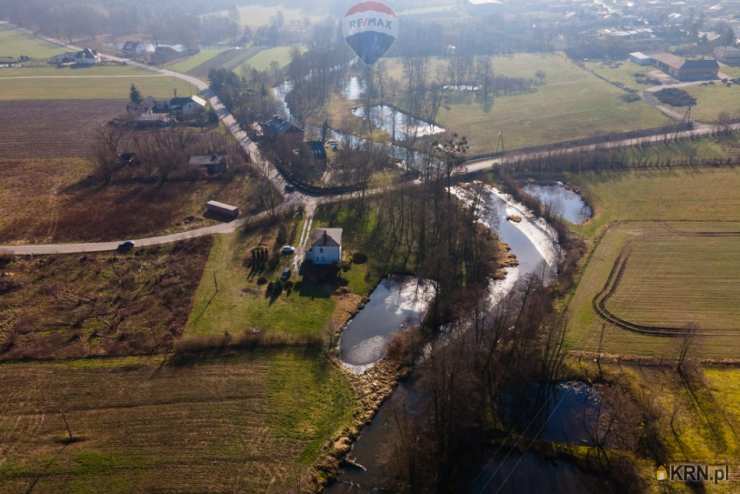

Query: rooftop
<box><xmin>309</xmin><ymin>228</ymin><xmax>342</xmax><ymax>248</ymax></box>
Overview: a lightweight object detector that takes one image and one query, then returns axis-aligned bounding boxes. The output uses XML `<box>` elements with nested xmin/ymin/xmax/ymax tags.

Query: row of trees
<box><xmin>209</xmin><ymin>68</ymin><xmax>279</xmax><ymax>126</ymax></box>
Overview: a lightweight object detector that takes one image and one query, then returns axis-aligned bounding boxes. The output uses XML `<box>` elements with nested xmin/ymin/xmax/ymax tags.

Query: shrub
<box><xmin>654</xmin><ymin>88</ymin><xmax>697</xmax><ymax>107</ymax></box>
<box><xmin>352</xmin><ymin>252</ymin><xmax>368</xmax><ymax>264</ymax></box>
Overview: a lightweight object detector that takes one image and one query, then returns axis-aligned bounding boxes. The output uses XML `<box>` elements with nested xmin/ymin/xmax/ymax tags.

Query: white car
<box><xmin>280</xmin><ymin>245</ymin><xmax>296</xmax><ymax>255</ymax></box>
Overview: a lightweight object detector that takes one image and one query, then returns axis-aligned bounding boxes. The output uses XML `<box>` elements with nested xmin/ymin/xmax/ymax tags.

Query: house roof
<box><xmin>309</xmin><ymin>228</ymin><xmax>342</xmax><ymax>248</ymax></box>
<box><xmin>651</xmin><ymin>52</ymin><xmax>685</xmax><ymax>70</ymax></box>
<box><xmin>651</xmin><ymin>53</ymin><xmax>718</xmax><ymax>72</ymax></box>
<box><xmin>191</xmin><ymin>95</ymin><xmax>207</xmax><ymax>107</ymax></box>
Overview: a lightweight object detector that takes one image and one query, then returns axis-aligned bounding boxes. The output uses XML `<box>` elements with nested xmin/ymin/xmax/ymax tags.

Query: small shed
<box><xmin>189</xmin><ymin>154</ymin><xmax>227</xmax><ymax>175</ymax></box>
<box><xmin>206</xmin><ymin>200</ymin><xmax>240</xmax><ymax>220</ymax></box>
<box><xmin>306</xmin><ymin>228</ymin><xmax>343</xmax><ymax>265</ymax></box>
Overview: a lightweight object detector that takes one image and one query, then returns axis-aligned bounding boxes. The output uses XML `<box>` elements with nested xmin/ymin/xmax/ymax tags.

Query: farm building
<box><xmin>189</xmin><ymin>155</ymin><xmax>227</xmax><ymax>175</ymax></box>
<box><xmin>714</xmin><ymin>46</ymin><xmax>740</xmax><ymax>66</ymax></box>
<box><xmin>650</xmin><ymin>53</ymin><xmax>719</xmax><ymax>81</ymax></box>
<box><xmin>306</xmin><ymin>228</ymin><xmax>343</xmax><ymax>265</ymax></box>
<box><xmin>629</xmin><ymin>52</ymin><xmax>653</xmax><ymax>65</ymax></box>
<box><xmin>206</xmin><ymin>200</ymin><xmax>240</xmax><ymax>220</ymax></box>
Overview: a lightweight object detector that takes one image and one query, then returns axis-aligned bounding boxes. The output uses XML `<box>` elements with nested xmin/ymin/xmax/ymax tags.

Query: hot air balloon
<box><xmin>342</xmin><ymin>1</ymin><xmax>398</xmax><ymax>66</ymax></box>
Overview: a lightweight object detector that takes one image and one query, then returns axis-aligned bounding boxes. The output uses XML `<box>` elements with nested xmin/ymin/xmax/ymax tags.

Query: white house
<box><xmin>306</xmin><ymin>228</ymin><xmax>343</xmax><ymax>265</ymax></box>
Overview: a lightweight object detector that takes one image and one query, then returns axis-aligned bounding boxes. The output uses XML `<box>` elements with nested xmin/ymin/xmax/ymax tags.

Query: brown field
<box><xmin>0</xmin><ymin>239</ymin><xmax>211</xmax><ymax>361</ymax></box>
<box><xmin>0</xmin><ymin>157</ymin><xmax>269</xmax><ymax>243</ymax></box>
<box><xmin>0</xmin><ymin>100</ymin><xmax>125</xmax><ymax>159</ymax></box>
<box><xmin>0</xmin><ymin>350</ymin><xmax>354</xmax><ymax>493</ymax></box>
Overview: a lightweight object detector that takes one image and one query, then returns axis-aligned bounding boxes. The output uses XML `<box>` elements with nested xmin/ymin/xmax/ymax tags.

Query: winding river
<box><xmin>327</xmin><ymin>183</ymin><xmax>592</xmax><ymax>493</ymax></box>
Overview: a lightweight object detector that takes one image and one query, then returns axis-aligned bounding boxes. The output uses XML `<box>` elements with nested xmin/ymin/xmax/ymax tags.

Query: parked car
<box><xmin>284</xmin><ymin>184</ymin><xmax>295</xmax><ymax>193</ymax></box>
<box><xmin>117</xmin><ymin>240</ymin><xmax>135</xmax><ymax>253</ymax></box>
<box><xmin>281</xmin><ymin>268</ymin><xmax>292</xmax><ymax>281</ymax></box>
<box><xmin>280</xmin><ymin>245</ymin><xmax>296</xmax><ymax>256</ymax></box>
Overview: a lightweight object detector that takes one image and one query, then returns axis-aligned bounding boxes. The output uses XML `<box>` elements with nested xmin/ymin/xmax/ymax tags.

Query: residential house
<box><xmin>650</xmin><ymin>53</ymin><xmax>719</xmax><ymax>81</ymax></box>
<box><xmin>49</xmin><ymin>49</ymin><xmax>100</xmax><ymax>66</ymax></box>
<box><xmin>305</xmin><ymin>228</ymin><xmax>343</xmax><ymax>265</ymax></box>
<box><xmin>261</xmin><ymin>116</ymin><xmax>304</xmax><ymax>147</ymax></box>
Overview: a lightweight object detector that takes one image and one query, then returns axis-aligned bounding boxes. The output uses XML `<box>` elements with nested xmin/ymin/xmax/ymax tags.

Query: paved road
<box><xmin>459</xmin><ymin>121</ymin><xmax>740</xmax><ymax>175</ymax></box>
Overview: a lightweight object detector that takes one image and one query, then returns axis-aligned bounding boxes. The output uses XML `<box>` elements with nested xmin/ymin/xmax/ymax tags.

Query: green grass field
<box><xmin>440</xmin><ymin>54</ymin><xmax>670</xmax><ymax>153</ymax></box>
<box><xmin>0</xmin><ymin>26</ymin><xmax>64</xmax><ymax>59</ymax></box>
<box><xmin>165</xmin><ymin>47</ymin><xmax>229</xmax><ymax>74</ymax></box>
<box><xmin>583</xmin><ymin>60</ymin><xmax>653</xmax><ymax>91</ymax></box>
<box><xmin>375</xmin><ymin>53</ymin><xmax>671</xmax><ymax>153</ymax></box>
<box><xmin>0</xmin><ymin>350</ymin><xmax>354</xmax><ymax>493</ymax></box>
<box><xmin>0</xmin><ymin>75</ymin><xmax>195</xmax><ymax>100</ymax></box>
<box><xmin>0</xmin><ymin>64</ymin><xmax>150</xmax><ymax>77</ymax></box>
<box><xmin>565</xmin><ymin>168</ymin><xmax>740</xmax><ymax>359</ymax></box>
<box><xmin>235</xmin><ymin>45</ymin><xmax>301</xmax><ymax>74</ymax></box>
<box><xmin>683</xmin><ymin>83</ymin><xmax>740</xmax><ymax>122</ymax></box>
<box><xmin>185</xmin><ymin>220</ymin><xmax>369</xmax><ymax>341</ymax></box>
<box><xmin>605</xmin><ymin>227</ymin><xmax>740</xmax><ymax>332</ymax></box>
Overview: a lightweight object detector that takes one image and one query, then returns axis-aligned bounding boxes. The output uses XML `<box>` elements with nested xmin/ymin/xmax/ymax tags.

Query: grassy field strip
<box><xmin>165</xmin><ymin>47</ymin><xmax>229</xmax><ymax>74</ymax></box>
<box><xmin>0</xmin><ymin>26</ymin><xmax>65</xmax><ymax>59</ymax></box>
<box><xmin>683</xmin><ymin>84</ymin><xmax>740</xmax><ymax>122</ymax></box>
<box><xmin>607</xmin><ymin>232</ymin><xmax>740</xmax><ymax>332</ymax></box>
<box><xmin>567</xmin><ymin>222</ymin><xmax>740</xmax><ymax>359</ymax></box>
<box><xmin>0</xmin><ymin>76</ymin><xmax>196</xmax><ymax>100</ymax></box>
<box><xmin>0</xmin><ymin>74</ymin><xmax>168</xmax><ymax>79</ymax></box>
<box><xmin>378</xmin><ymin>53</ymin><xmax>670</xmax><ymax>153</ymax></box>
<box><xmin>565</xmin><ymin>167</ymin><xmax>740</xmax><ymax>359</ymax></box>
<box><xmin>234</xmin><ymin>45</ymin><xmax>300</xmax><ymax>74</ymax></box>
<box><xmin>0</xmin><ymin>66</ymin><xmax>154</xmax><ymax>77</ymax></box>
<box><xmin>0</xmin><ymin>351</ymin><xmax>354</xmax><ymax>493</ymax></box>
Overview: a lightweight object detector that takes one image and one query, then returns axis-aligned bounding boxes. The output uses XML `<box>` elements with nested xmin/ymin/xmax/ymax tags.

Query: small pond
<box><xmin>339</xmin><ymin>276</ymin><xmax>435</xmax><ymax>370</ymax></box>
<box><xmin>352</xmin><ymin>105</ymin><xmax>446</xmax><ymax>140</ymax></box>
<box><xmin>522</xmin><ymin>183</ymin><xmax>592</xmax><ymax>225</ymax></box>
